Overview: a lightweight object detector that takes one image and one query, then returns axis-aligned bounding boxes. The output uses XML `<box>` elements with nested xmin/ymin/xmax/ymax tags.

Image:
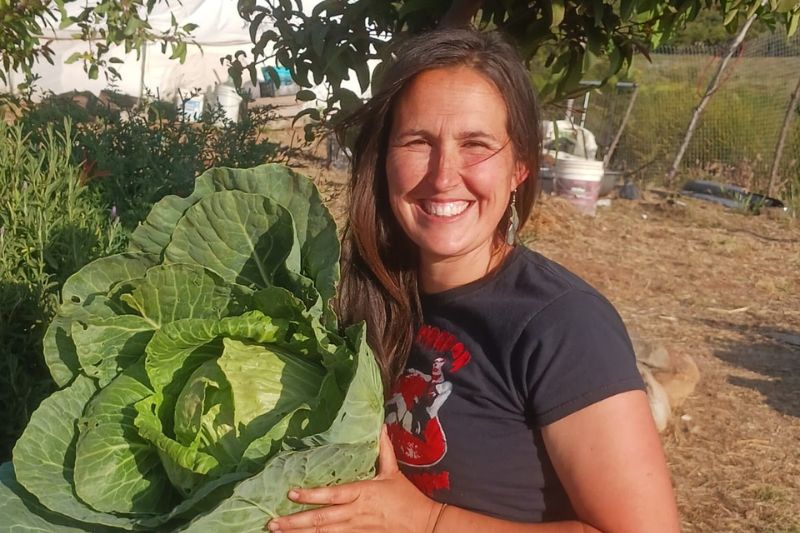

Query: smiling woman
<box><xmin>266</xmin><ymin>28</ymin><xmax>681</xmax><ymax>533</ymax></box>
<box><xmin>386</xmin><ymin>66</ymin><xmax>527</xmax><ymax>292</ymax></box>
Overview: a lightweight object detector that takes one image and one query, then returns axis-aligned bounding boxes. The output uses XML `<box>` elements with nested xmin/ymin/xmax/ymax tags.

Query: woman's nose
<box><xmin>426</xmin><ymin>144</ymin><xmax>461</xmax><ymax>191</ymax></box>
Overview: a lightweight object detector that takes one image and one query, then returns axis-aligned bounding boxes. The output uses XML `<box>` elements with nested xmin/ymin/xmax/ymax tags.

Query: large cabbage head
<box><xmin>0</xmin><ymin>165</ymin><xmax>384</xmax><ymax>532</ymax></box>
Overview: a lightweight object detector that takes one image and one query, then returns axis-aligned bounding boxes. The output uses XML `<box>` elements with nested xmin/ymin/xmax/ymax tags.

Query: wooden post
<box><xmin>664</xmin><ymin>0</ymin><xmax>766</xmax><ymax>186</ymax></box>
<box><xmin>767</xmin><ymin>73</ymin><xmax>800</xmax><ymax>198</ymax></box>
<box><xmin>604</xmin><ymin>84</ymin><xmax>639</xmax><ymax>168</ymax></box>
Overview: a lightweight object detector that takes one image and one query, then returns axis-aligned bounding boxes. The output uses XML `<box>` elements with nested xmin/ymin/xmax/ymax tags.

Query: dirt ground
<box><xmin>526</xmin><ymin>192</ymin><xmax>800</xmax><ymax>532</ymax></box>
<box><xmin>300</xmin><ymin>156</ymin><xmax>800</xmax><ymax>532</ymax></box>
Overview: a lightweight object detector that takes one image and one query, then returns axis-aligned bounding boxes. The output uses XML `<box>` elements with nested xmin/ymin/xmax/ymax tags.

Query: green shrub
<box><xmin>0</xmin><ymin>120</ymin><xmax>126</xmax><ymax>461</ymax></box>
<box><xmin>18</xmin><ymin>93</ymin><xmax>295</xmax><ymax>228</ymax></box>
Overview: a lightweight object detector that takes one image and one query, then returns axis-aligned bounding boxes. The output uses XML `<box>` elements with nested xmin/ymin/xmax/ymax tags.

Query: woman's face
<box><xmin>386</xmin><ymin>66</ymin><xmax>527</xmax><ymax>269</ymax></box>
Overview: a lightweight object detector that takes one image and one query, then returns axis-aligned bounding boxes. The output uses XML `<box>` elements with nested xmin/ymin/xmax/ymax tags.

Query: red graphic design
<box><xmin>406</xmin><ymin>471</ymin><xmax>451</xmax><ymax>497</ymax></box>
<box><xmin>386</xmin><ymin>325</ymin><xmax>471</xmax><ymax>495</ymax></box>
<box><xmin>415</xmin><ymin>325</ymin><xmax>471</xmax><ymax>371</ymax></box>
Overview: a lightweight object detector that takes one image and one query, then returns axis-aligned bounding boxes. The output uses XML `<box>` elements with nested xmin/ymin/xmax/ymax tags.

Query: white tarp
<box><xmin>1</xmin><ymin>1</ymin><xmax>377</xmax><ymax>106</ymax></box>
<box><xmin>1</xmin><ymin>1</ymin><xmax>269</xmax><ymax>101</ymax></box>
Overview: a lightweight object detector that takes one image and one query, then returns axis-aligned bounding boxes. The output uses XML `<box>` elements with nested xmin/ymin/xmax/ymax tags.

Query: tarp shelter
<box><xmin>1</xmin><ymin>1</ymin><xmax>274</xmax><ymax>102</ymax></box>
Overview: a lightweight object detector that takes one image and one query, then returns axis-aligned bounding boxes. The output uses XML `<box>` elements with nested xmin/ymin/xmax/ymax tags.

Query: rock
<box><xmin>630</xmin><ymin>335</ymin><xmax>671</xmax><ymax>370</ymax></box>
<box><xmin>630</xmin><ymin>333</ymin><xmax>701</xmax><ymax>431</ymax></box>
<box><xmin>652</xmin><ymin>351</ymin><xmax>700</xmax><ymax>411</ymax></box>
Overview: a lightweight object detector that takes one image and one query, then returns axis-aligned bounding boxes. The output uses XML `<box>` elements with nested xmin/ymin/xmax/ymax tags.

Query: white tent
<box><xmin>1</xmin><ymin>1</ymin><xmax>271</xmax><ymax>102</ymax></box>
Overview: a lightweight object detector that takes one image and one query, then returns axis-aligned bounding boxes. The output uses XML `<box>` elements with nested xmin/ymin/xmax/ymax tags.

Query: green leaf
<box><xmin>44</xmin><ymin>253</ymin><xmax>157</xmax><ymax>386</ymax></box>
<box><xmin>724</xmin><ymin>8</ymin><xmax>740</xmax><ymax>25</ymax></box>
<box><xmin>129</xmin><ymin>195</ymin><xmax>195</xmax><ymax>256</ymax></box>
<box><xmin>181</xmin><ymin>442</ymin><xmax>378</xmax><ymax>530</ymax></box>
<box><xmin>551</xmin><ymin>0</ymin><xmax>566</xmax><ymax>30</ymax></box>
<box><xmin>620</xmin><ymin>0</ymin><xmax>636</xmax><ymax>20</ymax></box>
<box><xmin>183</xmin><ymin>165</ymin><xmax>339</xmax><ymax>310</ymax></box>
<box><xmin>120</xmin><ymin>264</ymin><xmax>236</xmax><ymax>326</ymax></box>
<box><xmin>163</xmin><ymin>191</ymin><xmax>295</xmax><ymax>288</ymax></box>
<box><xmin>65</xmin><ymin>52</ymin><xmax>83</xmax><ymax>64</ymax></box>
<box><xmin>62</xmin><ymin>253</ymin><xmax>158</xmax><ymax>307</ymax></box>
<box><xmin>0</xmin><ymin>463</ymin><xmax>94</xmax><ymax>532</ymax></box>
<box><xmin>216</xmin><ymin>338</ymin><xmax>326</xmax><ymax>442</ymax></box>
<box><xmin>130</xmin><ymin>165</ymin><xmax>340</xmax><ymax>313</ymax></box>
<box><xmin>788</xmin><ymin>11</ymin><xmax>799</xmax><ymax>36</ymax></box>
<box><xmin>12</xmin><ymin>375</ymin><xmax>138</xmax><ymax>529</ymax></box>
<box><xmin>73</xmin><ymin>363</ymin><xmax>175</xmax><ymax>515</ymax></box>
<box><xmin>296</xmin><ymin>89</ymin><xmax>317</xmax><ymax>101</ymax></box>
<box><xmin>72</xmin><ymin>315</ymin><xmax>154</xmax><ymax>386</ymax></box>
<box><xmin>134</xmin><ymin>393</ymin><xmax>221</xmax><ymax>497</ymax></box>
<box><xmin>300</xmin><ymin>322</ymin><xmax>383</xmax><ymax>448</ymax></box>
<box><xmin>170</xmin><ymin>41</ymin><xmax>188</xmax><ymax>62</ymax></box>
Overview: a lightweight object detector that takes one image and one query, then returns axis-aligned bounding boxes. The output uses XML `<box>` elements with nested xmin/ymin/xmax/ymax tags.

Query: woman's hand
<box><xmin>265</xmin><ymin>426</ymin><xmax>440</xmax><ymax>533</ymax></box>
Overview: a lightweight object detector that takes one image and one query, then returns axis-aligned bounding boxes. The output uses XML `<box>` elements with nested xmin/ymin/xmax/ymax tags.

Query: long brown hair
<box><xmin>335</xmin><ymin>28</ymin><xmax>542</xmax><ymax>391</ymax></box>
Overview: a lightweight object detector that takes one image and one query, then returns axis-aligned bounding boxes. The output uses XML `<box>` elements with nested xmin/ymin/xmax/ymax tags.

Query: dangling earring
<box><xmin>506</xmin><ymin>189</ymin><xmax>519</xmax><ymax>246</ymax></box>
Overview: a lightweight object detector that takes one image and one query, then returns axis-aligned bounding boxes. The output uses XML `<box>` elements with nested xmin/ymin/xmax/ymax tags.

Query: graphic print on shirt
<box><xmin>385</xmin><ymin>324</ymin><xmax>471</xmax><ymax>496</ymax></box>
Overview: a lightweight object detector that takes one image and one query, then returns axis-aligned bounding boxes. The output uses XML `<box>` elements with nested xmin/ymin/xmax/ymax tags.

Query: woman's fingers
<box><xmin>287</xmin><ymin>484</ymin><xmax>361</xmax><ymax>506</ymax></box>
<box><xmin>266</xmin><ymin>503</ymin><xmax>350</xmax><ymax>532</ymax></box>
<box><xmin>377</xmin><ymin>425</ymin><xmax>399</xmax><ymax>476</ymax></box>
<box><xmin>271</xmin><ymin>526</ymin><xmax>350</xmax><ymax>533</ymax></box>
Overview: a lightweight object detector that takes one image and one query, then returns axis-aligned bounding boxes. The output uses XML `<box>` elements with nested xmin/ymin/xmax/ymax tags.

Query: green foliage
<box><xmin>17</xmin><ymin>93</ymin><xmax>291</xmax><ymax>229</ymax></box>
<box><xmin>231</xmin><ymin>0</ymin><xmax>800</xmax><ymax>135</ymax></box>
<box><xmin>575</xmin><ymin>43</ymin><xmax>800</xmax><ymax>201</ymax></box>
<box><xmin>1</xmin><ymin>0</ymin><xmax>197</xmax><ymax>89</ymax></box>
<box><xmin>0</xmin><ymin>120</ymin><xmax>125</xmax><ymax>463</ymax></box>
<box><xmin>0</xmin><ymin>165</ymin><xmax>384</xmax><ymax>531</ymax></box>
<box><xmin>662</xmin><ymin>8</ymin><xmax>773</xmax><ymax>46</ymax></box>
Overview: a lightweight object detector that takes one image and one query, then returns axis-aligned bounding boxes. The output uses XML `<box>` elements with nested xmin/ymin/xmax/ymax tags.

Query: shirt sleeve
<box><xmin>520</xmin><ymin>289</ymin><xmax>645</xmax><ymax>427</ymax></box>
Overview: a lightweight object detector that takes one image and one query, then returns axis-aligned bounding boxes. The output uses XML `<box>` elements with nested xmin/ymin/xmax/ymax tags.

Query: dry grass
<box><xmin>295</xmin><ymin>151</ymin><xmax>800</xmax><ymax>531</ymax></box>
<box><xmin>527</xmin><ymin>192</ymin><xmax>800</xmax><ymax>532</ymax></box>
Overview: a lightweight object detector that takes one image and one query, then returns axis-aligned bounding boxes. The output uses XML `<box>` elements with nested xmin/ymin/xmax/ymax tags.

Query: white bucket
<box><xmin>554</xmin><ymin>158</ymin><xmax>604</xmax><ymax>215</ymax></box>
<box><xmin>213</xmin><ymin>83</ymin><xmax>242</xmax><ymax>123</ymax></box>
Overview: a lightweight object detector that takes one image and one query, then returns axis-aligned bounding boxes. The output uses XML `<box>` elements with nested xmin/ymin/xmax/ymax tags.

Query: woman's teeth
<box><xmin>421</xmin><ymin>201</ymin><xmax>469</xmax><ymax>217</ymax></box>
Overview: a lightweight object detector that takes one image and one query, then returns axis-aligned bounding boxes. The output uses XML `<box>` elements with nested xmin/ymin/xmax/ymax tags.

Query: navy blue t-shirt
<box><xmin>385</xmin><ymin>246</ymin><xmax>645</xmax><ymax>523</ymax></box>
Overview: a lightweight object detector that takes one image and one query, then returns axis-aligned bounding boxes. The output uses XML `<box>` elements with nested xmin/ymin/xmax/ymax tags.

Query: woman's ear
<box><xmin>513</xmin><ymin>162</ymin><xmax>529</xmax><ymax>189</ymax></box>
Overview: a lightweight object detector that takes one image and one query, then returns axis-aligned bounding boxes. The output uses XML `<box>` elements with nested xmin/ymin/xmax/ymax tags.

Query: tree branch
<box><xmin>439</xmin><ymin>0</ymin><xmax>484</xmax><ymax>28</ymax></box>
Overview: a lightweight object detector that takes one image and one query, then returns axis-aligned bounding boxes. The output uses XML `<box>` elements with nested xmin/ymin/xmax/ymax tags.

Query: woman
<box><xmin>267</xmin><ymin>28</ymin><xmax>680</xmax><ymax>532</ymax></box>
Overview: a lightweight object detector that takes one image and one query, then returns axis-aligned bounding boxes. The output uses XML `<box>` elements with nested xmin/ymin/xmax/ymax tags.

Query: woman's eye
<box><xmin>463</xmin><ymin>141</ymin><xmax>489</xmax><ymax>150</ymax></box>
<box><xmin>406</xmin><ymin>139</ymin><xmax>429</xmax><ymax>147</ymax></box>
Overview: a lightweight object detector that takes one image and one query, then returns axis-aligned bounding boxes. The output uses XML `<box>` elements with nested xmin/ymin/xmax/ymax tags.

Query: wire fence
<box><xmin>543</xmin><ymin>29</ymin><xmax>800</xmax><ymax>198</ymax></box>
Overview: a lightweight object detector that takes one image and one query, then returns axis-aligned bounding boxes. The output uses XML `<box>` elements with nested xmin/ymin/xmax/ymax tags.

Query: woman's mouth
<box><xmin>419</xmin><ymin>200</ymin><xmax>471</xmax><ymax>218</ymax></box>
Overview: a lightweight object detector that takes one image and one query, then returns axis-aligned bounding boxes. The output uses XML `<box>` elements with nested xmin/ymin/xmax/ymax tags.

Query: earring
<box><xmin>506</xmin><ymin>189</ymin><xmax>519</xmax><ymax>246</ymax></box>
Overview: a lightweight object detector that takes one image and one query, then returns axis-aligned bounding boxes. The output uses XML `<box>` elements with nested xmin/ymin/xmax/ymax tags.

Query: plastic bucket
<box><xmin>213</xmin><ymin>84</ymin><xmax>242</xmax><ymax>123</ymax></box>
<box><xmin>554</xmin><ymin>159</ymin><xmax>604</xmax><ymax>215</ymax></box>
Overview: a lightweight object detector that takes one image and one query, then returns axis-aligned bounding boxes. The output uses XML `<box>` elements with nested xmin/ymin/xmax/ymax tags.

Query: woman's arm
<box><xmin>539</xmin><ymin>390</ymin><xmax>680</xmax><ymax>533</ymax></box>
<box><xmin>266</xmin><ymin>391</ymin><xmax>679</xmax><ymax>532</ymax></box>
<box><xmin>430</xmin><ymin>390</ymin><xmax>678</xmax><ymax>532</ymax></box>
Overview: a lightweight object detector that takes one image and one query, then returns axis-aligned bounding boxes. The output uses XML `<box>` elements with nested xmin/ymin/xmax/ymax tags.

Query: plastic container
<box><xmin>260</xmin><ymin>66</ymin><xmax>299</xmax><ymax>97</ymax></box>
<box><xmin>179</xmin><ymin>94</ymin><xmax>204</xmax><ymax>121</ymax></box>
<box><xmin>554</xmin><ymin>158</ymin><xmax>604</xmax><ymax>215</ymax></box>
<box><xmin>213</xmin><ymin>83</ymin><xmax>242</xmax><ymax>123</ymax></box>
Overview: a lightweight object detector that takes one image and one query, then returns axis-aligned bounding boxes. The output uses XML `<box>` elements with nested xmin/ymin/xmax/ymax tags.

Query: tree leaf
<box><xmin>296</xmin><ymin>89</ymin><xmax>317</xmax><ymax>102</ymax></box>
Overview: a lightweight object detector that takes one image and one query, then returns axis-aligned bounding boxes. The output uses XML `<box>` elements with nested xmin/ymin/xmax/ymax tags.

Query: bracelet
<box><xmin>431</xmin><ymin>503</ymin><xmax>448</xmax><ymax>533</ymax></box>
